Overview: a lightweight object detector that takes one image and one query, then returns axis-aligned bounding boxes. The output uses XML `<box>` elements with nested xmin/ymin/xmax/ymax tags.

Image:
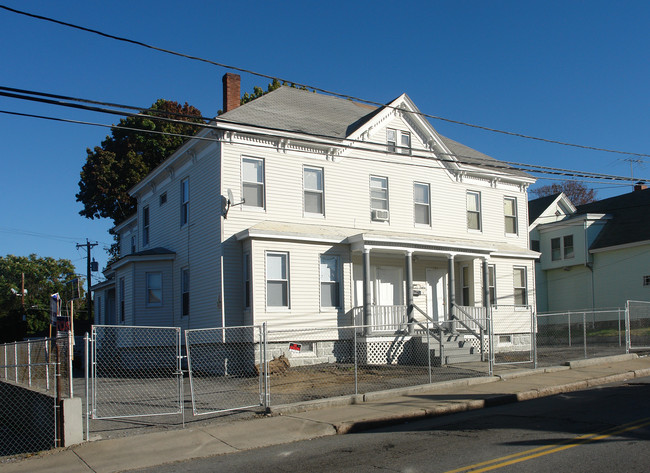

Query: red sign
<box><xmin>289</xmin><ymin>343</ymin><xmax>301</xmax><ymax>352</ymax></box>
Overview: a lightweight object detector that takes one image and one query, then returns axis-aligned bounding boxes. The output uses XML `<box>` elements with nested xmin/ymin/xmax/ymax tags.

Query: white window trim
<box><xmin>513</xmin><ymin>266</ymin><xmax>527</xmax><ymax>307</ymax></box>
<box><xmin>319</xmin><ymin>254</ymin><xmax>341</xmax><ymax>310</ymax></box>
<box><xmin>413</xmin><ymin>182</ymin><xmax>431</xmax><ymax>227</ymax></box>
<box><xmin>488</xmin><ymin>264</ymin><xmax>497</xmax><ymax>306</ymax></box>
<box><xmin>551</xmin><ymin>235</ymin><xmax>575</xmax><ymax>261</ymax></box>
<box><xmin>370</xmin><ymin>175</ymin><xmax>389</xmax><ymax>222</ymax></box>
<box><xmin>180</xmin><ymin>178</ymin><xmax>189</xmax><ymax>227</ymax></box>
<box><xmin>266</xmin><ymin>251</ymin><xmax>290</xmax><ymax>310</ymax></box>
<box><xmin>467</xmin><ymin>191</ymin><xmax>482</xmax><ymax>232</ymax></box>
<box><xmin>241</xmin><ymin>156</ymin><xmax>266</xmax><ymax>211</ymax></box>
<box><xmin>146</xmin><ymin>272</ymin><xmax>163</xmax><ymax>307</ymax></box>
<box><xmin>504</xmin><ymin>196</ymin><xmax>518</xmax><ymax>236</ymax></box>
<box><xmin>303</xmin><ymin>166</ymin><xmax>325</xmax><ymax>217</ymax></box>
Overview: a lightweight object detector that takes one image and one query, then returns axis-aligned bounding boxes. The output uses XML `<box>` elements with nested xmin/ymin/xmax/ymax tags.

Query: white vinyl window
<box><xmin>488</xmin><ymin>265</ymin><xmax>496</xmax><ymax>306</ymax></box>
<box><xmin>504</xmin><ymin>197</ymin><xmax>517</xmax><ymax>234</ymax></box>
<box><xmin>181</xmin><ymin>268</ymin><xmax>189</xmax><ymax>316</ymax></box>
<box><xmin>400</xmin><ymin>131</ymin><xmax>411</xmax><ymax>154</ymax></box>
<box><xmin>304</xmin><ymin>167</ymin><xmax>324</xmax><ymax>215</ymax></box>
<box><xmin>370</xmin><ymin>176</ymin><xmax>389</xmax><ymax>221</ymax></box>
<box><xmin>266</xmin><ymin>252</ymin><xmax>289</xmax><ymax>308</ymax></box>
<box><xmin>242</xmin><ymin>157</ymin><xmax>265</xmax><ymax>208</ymax></box>
<box><xmin>513</xmin><ymin>267</ymin><xmax>527</xmax><ymax>306</ymax></box>
<box><xmin>386</xmin><ymin>128</ymin><xmax>397</xmax><ymax>153</ymax></box>
<box><xmin>146</xmin><ymin>272</ymin><xmax>162</xmax><ymax>306</ymax></box>
<box><xmin>414</xmin><ymin>182</ymin><xmax>430</xmax><ymax>225</ymax></box>
<box><xmin>142</xmin><ymin>206</ymin><xmax>150</xmax><ymax>247</ymax></box>
<box><xmin>563</xmin><ymin>235</ymin><xmax>574</xmax><ymax>259</ymax></box>
<box><xmin>181</xmin><ymin>178</ymin><xmax>189</xmax><ymax>226</ymax></box>
<box><xmin>551</xmin><ymin>236</ymin><xmax>574</xmax><ymax>260</ymax></box>
<box><xmin>320</xmin><ymin>255</ymin><xmax>340</xmax><ymax>308</ymax></box>
<box><xmin>119</xmin><ymin>278</ymin><xmax>125</xmax><ymax>322</ymax></box>
<box><xmin>467</xmin><ymin>191</ymin><xmax>481</xmax><ymax>231</ymax></box>
<box><xmin>461</xmin><ymin>266</ymin><xmax>470</xmax><ymax>305</ymax></box>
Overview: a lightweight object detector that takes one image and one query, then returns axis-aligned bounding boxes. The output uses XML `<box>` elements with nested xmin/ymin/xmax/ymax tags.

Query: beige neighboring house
<box><xmin>530</xmin><ymin>184</ymin><xmax>650</xmax><ymax>313</ymax></box>
<box><xmin>93</xmin><ymin>74</ymin><xmax>538</xmax><ymax>361</ymax></box>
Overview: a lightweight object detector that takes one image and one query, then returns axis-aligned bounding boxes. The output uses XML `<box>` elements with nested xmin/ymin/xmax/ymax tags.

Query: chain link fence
<box><xmin>185</xmin><ymin>325</ymin><xmax>264</xmax><ymax>415</ymax></box>
<box><xmin>0</xmin><ymin>336</ymin><xmax>71</xmax><ymax>457</ymax></box>
<box><xmin>90</xmin><ymin>325</ymin><xmax>182</xmax><ymax>420</ymax></box>
<box><xmin>490</xmin><ymin>305</ymin><xmax>535</xmax><ymax>365</ymax></box>
<box><xmin>535</xmin><ymin>309</ymin><xmax>627</xmax><ymax>367</ymax></box>
<box><xmin>627</xmin><ymin>300</ymin><xmax>650</xmax><ymax>350</ymax></box>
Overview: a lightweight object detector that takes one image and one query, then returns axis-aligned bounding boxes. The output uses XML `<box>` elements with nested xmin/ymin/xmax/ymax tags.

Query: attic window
<box><xmin>644</xmin><ymin>275</ymin><xmax>650</xmax><ymax>287</ymax></box>
<box><xmin>387</xmin><ymin>129</ymin><xmax>397</xmax><ymax>153</ymax></box>
<box><xmin>159</xmin><ymin>192</ymin><xmax>167</xmax><ymax>206</ymax></box>
<box><xmin>555</xmin><ymin>210</ymin><xmax>561</xmax><ymax>217</ymax></box>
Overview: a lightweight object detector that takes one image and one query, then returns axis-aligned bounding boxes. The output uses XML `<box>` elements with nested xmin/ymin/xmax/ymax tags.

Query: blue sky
<box><xmin>1</xmin><ymin>1</ymin><xmax>649</xmax><ymax>283</ymax></box>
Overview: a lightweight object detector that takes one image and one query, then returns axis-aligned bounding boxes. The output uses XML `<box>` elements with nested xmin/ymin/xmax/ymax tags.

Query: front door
<box><xmin>426</xmin><ymin>268</ymin><xmax>447</xmax><ymax>323</ymax></box>
<box><xmin>376</xmin><ymin>267</ymin><xmax>402</xmax><ymax>306</ymax></box>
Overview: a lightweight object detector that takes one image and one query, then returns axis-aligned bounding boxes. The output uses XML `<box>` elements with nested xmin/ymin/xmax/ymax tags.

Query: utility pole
<box><xmin>76</xmin><ymin>239</ymin><xmax>98</xmax><ymax>322</ymax></box>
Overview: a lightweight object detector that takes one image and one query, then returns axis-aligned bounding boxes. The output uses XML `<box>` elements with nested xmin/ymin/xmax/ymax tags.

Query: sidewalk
<box><xmin>4</xmin><ymin>354</ymin><xmax>650</xmax><ymax>473</ymax></box>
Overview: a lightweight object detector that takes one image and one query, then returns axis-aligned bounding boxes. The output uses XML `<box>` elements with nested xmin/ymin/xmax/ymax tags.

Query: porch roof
<box><xmin>235</xmin><ymin>221</ymin><xmax>537</xmax><ymax>259</ymax></box>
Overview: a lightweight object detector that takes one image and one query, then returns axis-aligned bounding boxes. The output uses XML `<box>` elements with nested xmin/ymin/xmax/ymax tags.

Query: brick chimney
<box><xmin>634</xmin><ymin>181</ymin><xmax>647</xmax><ymax>191</ymax></box>
<box><xmin>222</xmin><ymin>73</ymin><xmax>241</xmax><ymax>113</ymax></box>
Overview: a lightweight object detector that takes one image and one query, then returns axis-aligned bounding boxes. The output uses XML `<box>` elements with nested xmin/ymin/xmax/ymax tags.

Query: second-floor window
<box><xmin>142</xmin><ymin>206</ymin><xmax>150</xmax><ymax>247</ymax></box>
<box><xmin>304</xmin><ymin>167</ymin><xmax>324</xmax><ymax>215</ymax></box>
<box><xmin>467</xmin><ymin>191</ymin><xmax>481</xmax><ymax>231</ymax></box>
<box><xmin>242</xmin><ymin>157</ymin><xmax>265</xmax><ymax>208</ymax></box>
<box><xmin>504</xmin><ymin>197</ymin><xmax>517</xmax><ymax>234</ymax></box>
<box><xmin>414</xmin><ymin>182</ymin><xmax>430</xmax><ymax>225</ymax></box>
<box><xmin>551</xmin><ymin>235</ymin><xmax>574</xmax><ymax>261</ymax></box>
<box><xmin>370</xmin><ymin>176</ymin><xmax>389</xmax><ymax>221</ymax></box>
<box><xmin>488</xmin><ymin>265</ymin><xmax>497</xmax><ymax>306</ymax></box>
<box><xmin>181</xmin><ymin>178</ymin><xmax>189</xmax><ymax>226</ymax></box>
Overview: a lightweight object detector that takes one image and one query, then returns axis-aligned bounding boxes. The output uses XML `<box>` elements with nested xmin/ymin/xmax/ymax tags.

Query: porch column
<box><xmin>482</xmin><ymin>258</ymin><xmax>490</xmax><ymax>309</ymax></box>
<box><xmin>447</xmin><ymin>254</ymin><xmax>456</xmax><ymax>333</ymax></box>
<box><xmin>405</xmin><ymin>251</ymin><xmax>414</xmax><ymax>335</ymax></box>
<box><xmin>363</xmin><ymin>248</ymin><xmax>372</xmax><ymax>335</ymax></box>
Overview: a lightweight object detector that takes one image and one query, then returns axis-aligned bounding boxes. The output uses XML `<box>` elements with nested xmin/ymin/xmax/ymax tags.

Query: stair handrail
<box><xmin>452</xmin><ymin>305</ymin><xmax>488</xmax><ymax>361</ymax></box>
<box><xmin>411</xmin><ymin>304</ymin><xmax>442</xmax><ymax>342</ymax></box>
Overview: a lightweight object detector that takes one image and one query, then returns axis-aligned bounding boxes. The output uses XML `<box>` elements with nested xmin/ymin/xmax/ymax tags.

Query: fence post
<box><xmin>68</xmin><ymin>335</ymin><xmax>74</xmax><ymax>398</ymax></box>
<box><xmin>568</xmin><ymin>312</ymin><xmax>572</xmax><ymax>347</ymax></box>
<box><xmin>28</xmin><ymin>342</ymin><xmax>32</xmax><ymax>387</ymax></box>
<box><xmin>14</xmin><ymin>342</ymin><xmax>18</xmax><ymax>382</ymax></box>
<box><xmin>583</xmin><ymin>312</ymin><xmax>587</xmax><ymax>359</ymax></box>
<box><xmin>263</xmin><ymin>323</ymin><xmax>270</xmax><ymax>411</ymax></box>
<box><xmin>617</xmin><ymin>308</ymin><xmax>622</xmax><ymax>348</ymax></box>
<box><xmin>426</xmin><ymin>319</ymin><xmax>432</xmax><ymax>384</ymax></box>
<box><xmin>3</xmin><ymin>343</ymin><xmax>6</xmax><ymax>379</ymax></box>
<box><xmin>488</xmin><ymin>309</ymin><xmax>494</xmax><ymax>376</ymax></box>
<box><xmin>177</xmin><ymin>328</ymin><xmax>184</xmax><ymax>428</ymax></box>
<box><xmin>625</xmin><ymin>301</ymin><xmax>631</xmax><ymax>353</ymax></box>
<box><xmin>354</xmin><ymin>327</ymin><xmax>358</xmax><ymax>395</ymax></box>
<box><xmin>84</xmin><ymin>332</ymin><xmax>89</xmax><ymax>441</ymax></box>
<box><xmin>532</xmin><ymin>308</ymin><xmax>537</xmax><ymax>370</ymax></box>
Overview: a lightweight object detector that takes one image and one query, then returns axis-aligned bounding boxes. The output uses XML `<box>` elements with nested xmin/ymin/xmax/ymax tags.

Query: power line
<box><xmin>1</xmin><ymin>106</ymin><xmax>646</xmax><ymax>184</ymax></box>
<box><xmin>2</xmin><ymin>4</ymin><xmax>650</xmax><ymax>159</ymax></box>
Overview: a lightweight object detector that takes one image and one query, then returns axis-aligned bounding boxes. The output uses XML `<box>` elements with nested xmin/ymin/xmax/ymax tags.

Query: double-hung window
<box><xmin>146</xmin><ymin>272</ymin><xmax>162</xmax><ymax>306</ymax></box>
<box><xmin>488</xmin><ymin>265</ymin><xmax>497</xmax><ymax>306</ymax></box>
<box><xmin>266</xmin><ymin>252</ymin><xmax>289</xmax><ymax>308</ymax></box>
<box><xmin>513</xmin><ymin>267</ymin><xmax>527</xmax><ymax>306</ymax></box>
<box><xmin>386</xmin><ymin>128</ymin><xmax>411</xmax><ymax>154</ymax></box>
<box><xmin>551</xmin><ymin>237</ymin><xmax>561</xmax><ymax>260</ymax></box>
<box><xmin>461</xmin><ymin>266</ymin><xmax>470</xmax><ymax>305</ymax></box>
<box><xmin>130</xmin><ymin>235</ymin><xmax>136</xmax><ymax>254</ymax></box>
<box><xmin>563</xmin><ymin>235</ymin><xmax>574</xmax><ymax>259</ymax></box>
<box><xmin>242</xmin><ymin>157</ymin><xmax>265</xmax><ymax>208</ymax></box>
<box><xmin>386</xmin><ymin>129</ymin><xmax>397</xmax><ymax>153</ymax></box>
<box><xmin>119</xmin><ymin>277</ymin><xmax>125</xmax><ymax>322</ymax></box>
<box><xmin>414</xmin><ymin>182</ymin><xmax>430</xmax><ymax>225</ymax></box>
<box><xmin>244</xmin><ymin>254</ymin><xmax>251</xmax><ymax>309</ymax></box>
<box><xmin>304</xmin><ymin>167</ymin><xmax>324</xmax><ymax>215</ymax></box>
<box><xmin>467</xmin><ymin>191</ymin><xmax>481</xmax><ymax>231</ymax></box>
<box><xmin>504</xmin><ymin>197</ymin><xmax>517</xmax><ymax>234</ymax></box>
<box><xmin>370</xmin><ymin>176</ymin><xmax>389</xmax><ymax>220</ymax></box>
<box><xmin>180</xmin><ymin>178</ymin><xmax>189</xmax><ymax>226</ymax></box>
<box><xmin>400</xmin><ymin>131</ymin><xmax>411</xmax><ymax>154</ymax></box>
<box><xmin>142</xmin><ymin>206</ymin><xmax>150</xmax><ymax>246</ymax></box>
<box><xmin>320</xmin><ymin>255</ymin><xmax>340</xmax><ymax>308</ymax></box>
<box><xmin>181</xmin><ymin>268</ymin><xmax>189</xmax><ymax>316</ymax></box>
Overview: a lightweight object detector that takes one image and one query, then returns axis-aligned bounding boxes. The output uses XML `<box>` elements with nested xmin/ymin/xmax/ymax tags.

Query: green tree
<box><xmin>76</xmin><ymin>99</ymin><xmax>204</xmax><ymax>225</ymax></box>
<box><xmin>530</xmin><ymin>181</ymin><xmax>597</xmax><ymax>206</ymax></box>
<box><xmin>0</xmin><ymin>254</ymin><xmax>79</xmax><ymax>342</ymax></box>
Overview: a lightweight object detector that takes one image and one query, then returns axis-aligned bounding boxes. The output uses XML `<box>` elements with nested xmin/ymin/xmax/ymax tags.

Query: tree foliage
<box><xmin>77</xmin><ymin>100</ymin><xmax>204</xmax><ymax>225</ymax></box>
<box><xmin>0</xmin><ymin>254</ymin><xmax>79</xmax><ymax>342</ymax></box>
<box><xmin>530</xmin><ymin>181</ymin><xmax>597</xmax><ymax>206</ymax></box>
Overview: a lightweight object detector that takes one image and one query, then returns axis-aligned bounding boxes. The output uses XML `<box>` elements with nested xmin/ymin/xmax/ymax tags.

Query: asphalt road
<box><xmin>130</xmin><ymin>376</ymin><xmax>650</xmax><ymax>473</ymax></box>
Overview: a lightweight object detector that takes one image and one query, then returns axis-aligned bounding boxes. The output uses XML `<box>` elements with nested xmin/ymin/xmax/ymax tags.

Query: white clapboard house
<box><xmin>92</xmin><ymin>74</ymin><xmax>538</xmax><ymax>363</ymax></box>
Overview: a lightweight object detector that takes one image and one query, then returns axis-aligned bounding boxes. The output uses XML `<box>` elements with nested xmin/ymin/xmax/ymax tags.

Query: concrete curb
<box><xmin>566</xmin><ymin>353</ymin><xmax>638</xmax><ymax>368</ymax></box>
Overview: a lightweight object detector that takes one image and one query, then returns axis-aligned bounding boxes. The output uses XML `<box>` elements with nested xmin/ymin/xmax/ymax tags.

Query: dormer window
<box><xmin>386</xmin><ymin>129</ymin><xmax>411</xmax><ymax>154</ymax></box>
<box><xmin>387</xmin><ymin>129</ymin><xmax>397</xmax><ymax>153</ymax></box>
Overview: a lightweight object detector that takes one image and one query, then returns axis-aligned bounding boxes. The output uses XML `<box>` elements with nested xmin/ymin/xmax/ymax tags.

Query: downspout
<box><xmin>363</xmin><ymin>249</ymin><xmax>372</xmax><ymax>335</ymax></box>
<box><xmin>406</xmin><ymin>251</ymin><xmax>414</xmax><ymax>335</ymax></box>
<box><xmin>447</xmin><ymin>254</ymin><xmax>456</xmax><ymax>333</ymax></box>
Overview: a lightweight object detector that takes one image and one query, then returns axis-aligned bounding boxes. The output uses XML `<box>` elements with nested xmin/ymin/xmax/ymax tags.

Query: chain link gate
<box><xmin>90</xmin><ymin>325</ymin><xmax>183</xmax><ymax>420</ymax></box>
<box><xmin>626</xmin><ymin>300</ymin><xmax>650</xmax><ymax>351</ymax></box>
<box><xmin>185</xmin><ymin>325</ymin><xmax>266</xmax><ymax>415</ymax></box>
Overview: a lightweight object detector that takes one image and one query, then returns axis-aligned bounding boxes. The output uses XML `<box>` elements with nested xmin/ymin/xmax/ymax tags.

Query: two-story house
<box><xmin>93</xmin><ymin>73</ymin><xmax>538</xmax><ymax>359</ymax></box>
<box><xmin>530</xmin><ymin>184</ymin><xmax>650</xmax><ymax>312</ymax></box>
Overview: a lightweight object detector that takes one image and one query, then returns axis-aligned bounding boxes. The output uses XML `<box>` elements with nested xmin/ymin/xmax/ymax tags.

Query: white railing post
<box><xmin>28</xmin><ymin>342</ymin><xmax>32</xmax><ymax>387</ymax></box>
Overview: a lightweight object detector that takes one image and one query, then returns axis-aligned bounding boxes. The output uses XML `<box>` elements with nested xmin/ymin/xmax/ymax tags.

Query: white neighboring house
<box><xmin>93</xmin><ymin>74</ymin><xmax>538</xmax><ymax>360</ymax></box>
<box><xmin>530</xmin><ymin>184</ymin><xmax>650</xmax><ymax>312</ymax></box>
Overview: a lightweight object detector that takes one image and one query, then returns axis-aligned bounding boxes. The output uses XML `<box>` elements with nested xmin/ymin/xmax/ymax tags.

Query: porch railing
<box><xmin>352</xmin><ymin>305</ymin><xmax>408</xmax><ymax>332</ymax></box>
<box><xmin>452</xmin><ymin>305</ymin><xmax>487</xmax><ymax>361</ymax></box>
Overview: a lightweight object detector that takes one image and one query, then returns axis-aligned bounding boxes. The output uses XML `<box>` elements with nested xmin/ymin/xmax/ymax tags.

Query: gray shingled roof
<box><xmin>575</xmin><ymin>188</ymin><xmax>650</xmax><ymax>250</ymax></box>
<box><xmin>220</xmin><ymin>86</ymin><xmax>529</xmax><ymax>179</ymax></box>
<box><xmin>528</xmin><ymin>193</ymin><xmax>563</xmax><ymax>224</ymax></box>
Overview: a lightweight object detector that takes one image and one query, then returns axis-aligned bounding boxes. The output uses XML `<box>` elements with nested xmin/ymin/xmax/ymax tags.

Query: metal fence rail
<box><xmin>91</xmin><ymin>325</ymin><xmax>182</xmax><ymax>420</ymax></box>
<box><xmin>185</xmin><ymin>325</ymin><xmax>264</xmax><ymax>415</ymax></box>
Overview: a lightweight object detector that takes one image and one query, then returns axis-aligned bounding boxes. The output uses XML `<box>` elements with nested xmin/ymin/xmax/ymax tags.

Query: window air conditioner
<box><xmin>372</xmin><ymin>209</ymin><xmax>390</xmax><ymax>221</ymax></box>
